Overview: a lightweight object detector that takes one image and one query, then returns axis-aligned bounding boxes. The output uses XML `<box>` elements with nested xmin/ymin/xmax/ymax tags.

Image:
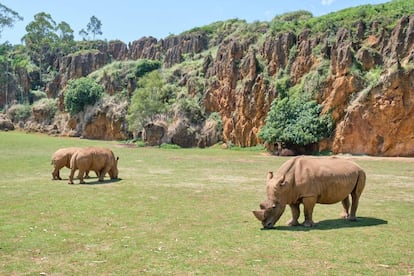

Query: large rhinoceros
<box><xmin>68</xmin><ymin>147</ymin><xmax>119</xmax><ymax>184</ymax></box>
<box><xmin>51</xmin><ymin>147</ymin><xmax>89</xmax><ymax>180</ymax></box>
<box><xmin>253</xmin><ymin>156</ymin><xmax>366</xmax><ymax>229</ymax></box>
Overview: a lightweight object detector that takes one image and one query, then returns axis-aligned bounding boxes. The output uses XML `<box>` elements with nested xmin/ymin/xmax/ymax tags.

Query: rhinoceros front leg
<box><xmin>302</xmin><ymin>197</ymin><xmax>316</xmax><ymax>227</ymax></box>
<box><xmin>52</xmin><ymin>167</ymin><xmax>61</xmax><ymax>180</ymax></box>
<box><xmin>288</xmin><ymin>203</ymin><xmax>301</xmax><ymax>226</ymax></box>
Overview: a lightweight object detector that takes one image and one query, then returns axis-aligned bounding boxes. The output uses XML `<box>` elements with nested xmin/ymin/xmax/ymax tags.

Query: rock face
<box><xmin>142</xmin><ymin>122</ymin><xmax>167</xmax><ymax>146</ymax></box>
<box><xmin>322</xmin><ymin>15</ymin><xmax>414</xmax><ymax>156</ymax></box>
<box><xmin>142</xmin><ymin>117</ymin><xmax>221</xmax><ymax>148</ymax></box>
<box><xmin>3</xmin><ymin>11</ymin><xmax>414</xmax><ymax>156</ymax></box>
<box><xmin>332</xmin><ymin>69</ymin><xmax>414</xmax><ymax>156</ymax></box>
<box><xmin>0</xmin><ymin>114</ymin><xmax>14</xmax><ymax>131</ymax></box>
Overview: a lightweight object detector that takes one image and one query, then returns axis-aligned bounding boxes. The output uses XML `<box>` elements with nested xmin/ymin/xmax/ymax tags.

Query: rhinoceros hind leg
<box><xmin>341</xmin><ymin>196</ymin><xmax>350</xmax><ymax>218</ymax></box>
<box><xmin>303</xmin><ymin>220</ymin><xmax>316</xmax><ymax>227</ymax></box>
<box><xmin>346</xmin><ymin>215</ymin><xmax>357</xmax><ymax>221</ymax></box>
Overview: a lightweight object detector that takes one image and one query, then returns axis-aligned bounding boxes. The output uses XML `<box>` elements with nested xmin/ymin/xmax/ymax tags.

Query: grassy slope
<box><xmin>0</xmin><ymin>131</ymin><xmax>413</xmax><ymax>275</ymax></box>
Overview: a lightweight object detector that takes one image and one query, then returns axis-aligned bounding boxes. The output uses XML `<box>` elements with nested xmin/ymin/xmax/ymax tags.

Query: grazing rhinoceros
<box><xmin>51</xmin><ymin>147</ymin><xmax>90</xmax><ymax>180</ymax></box>
<box><xmin>68</xmin><ymin>147</ymin><xmax>119</xmax><ymax>184</ymax></box>
<box><xmin>253</xmin><ymin>156</ymin><xmax>366</xmax><ymax>229</ymax></box>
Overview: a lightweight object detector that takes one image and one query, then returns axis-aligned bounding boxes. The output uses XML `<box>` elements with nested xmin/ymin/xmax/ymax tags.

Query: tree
<box><xmin>23</xmin><ymin>12</ymin><xmax>59</xmax><ymax>47</ymax></box>
<box><xmin>127</xmin><ymin>71</ymin><xmax>172</xmax><ymax>132</ymax></box>
<box><xmin>56</xmin><ymin>21</ymin><xmax>75</xmax><ymax>53</ymax></box>
<box><xmin>0</xmin><ymin>3</ymin><xmax>23</xmax><ymax>39</ymax></box>
<box><xmin>64</xmin><ymin>77</ymin><xmax>103</xmax><ymax>116</ymax></box>
<box><xmin>22</xmin><ymin>12</ymin><xmax>59</xmax><ymax>84</ymax></box>
<box><xmin>258</xmin><ymin>96</ymin><xmax>333</xmax><ymax>150</ymax></box>
<box><xmin>79</xmin><ymin>16</ymin><xmax>102</xmax><ymax>40</ymax></box>
<box><xmin>22</xmin><ymin>13</ymin><xmax>75</xmax><ymax>87</ymax></box>
<box><xmin>0</xmin><ymin>43</ymin><xmax>12</xmax><ymax>109</ymax></box>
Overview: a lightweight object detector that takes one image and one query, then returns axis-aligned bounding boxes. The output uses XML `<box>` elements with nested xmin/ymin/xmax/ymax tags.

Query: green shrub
<box><xmin>259</xmin><ymin>96</ymin><xmax>333</xmax><ymax>148</ymax></box>
<box><xmin>275</xmin><ymin>75</ymin><xmax>291</xmax><ymax>99</ymax></box>
<box><xmin>32</xmin><ymin>98</ymin><xmax>58</xmax><ymax>120</ymax></box>
<box><xmin>159</xmin><ymin>143</ymin><xmax>181</xmax><ymax>149</ymax></box>
<box><xmin>208</xmin><ymin>112</ymin><xmax>223</xmax><ymax>133</ymax></box>
<box><xmin>29</xmin><ymin>90</ymin><xmax>47</xmax><ymax>103</ymax></box>
<box><xmin>63</xmin><ymin>77</ymin><xmax>103</xmax><ymax>116</ymax></box>
<box><xmin>136</xmin><ymin>139</ymin><xmax>146</xmax><ymax>147</ymax></box>
<box><xmin>135</xmin><ymin>59</ymin><xmax>161</xmax><ymax>78</ymax></box>
<box><xmin>127</xmin><ymin>71</ymin><xmax>172</xmax><ymax>132</ymax></box>
<box><xmin>175</xmin><ymin>93</ymin><xmax>205</xmax><ymax>124</ymax></box>
<box><xmin>89</xmin><ymin>61</ymin><xmax>139</xmax><ymax>84</ymax></box>
<box><xmin>6</xmin><ymin>104</ymin><xmax>31</xmax><ymax>122</ymax></box>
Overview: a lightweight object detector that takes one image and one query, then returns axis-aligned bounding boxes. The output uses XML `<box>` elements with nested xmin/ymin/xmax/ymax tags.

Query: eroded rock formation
<box><xmin>3</xmin><ymin>11</ymin><xmax>414</xmax><ymax>156</ymax></box>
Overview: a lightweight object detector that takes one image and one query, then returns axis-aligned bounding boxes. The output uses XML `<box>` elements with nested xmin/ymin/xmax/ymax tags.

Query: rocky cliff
<box><xmin>2</xmin><ymin>3</ymin><xmax>414</xmax><ymax>156</ymax></box>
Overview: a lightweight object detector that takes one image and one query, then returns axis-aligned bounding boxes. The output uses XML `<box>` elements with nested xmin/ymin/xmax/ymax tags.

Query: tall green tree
<box><xmin>22</xmin><ymin>13</ymin><xmax>75</xmax><ymax>86</ymax></box>
<box><xmin>0</xmin><ymin>3</ymin><xmax>23</xmax><ymax>39</ymax></box>
<box><xmin>0</xmin><ymin>43</ymin><xmax>12</xmax><ymax>109</ymax></box>
<box><xmin>127</xmin><ymin>71</ymin><xmax>173</xmax><ymax>132</ymax></box>
<box><xmin>22</xmin><ymin>12</ymin><xmax>58</xmax><ymax>84</ymax></box>
<box><xmin>56</xmin><ymin>21</ymin><xmax>75</xmax><ymax>53</ymax></box>
<box><xmin>79</xmin><ymin>15</ymin><xmax>102</xmax><ymax>40</ymax></box>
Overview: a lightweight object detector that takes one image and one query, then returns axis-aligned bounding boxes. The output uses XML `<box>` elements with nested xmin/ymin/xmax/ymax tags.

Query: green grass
<box><xmin>0</xmin><ymin>131</ymin><xmax>413</xmax><ymax>275</ymax></box>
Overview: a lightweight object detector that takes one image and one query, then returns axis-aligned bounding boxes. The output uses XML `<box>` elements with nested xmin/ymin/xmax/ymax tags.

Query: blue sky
<box><xmin>1</xmin><ymin>0</ymin><xmax>389</xmax><ymax>45</ymax></box>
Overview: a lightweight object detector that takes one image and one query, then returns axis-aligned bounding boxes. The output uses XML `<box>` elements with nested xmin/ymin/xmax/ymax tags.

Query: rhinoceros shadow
<box><xmin>79</xmin><ymin>178</ymin><xmax>122</xmax><ymax>185</ymax></box>
<box><xmin>271</xmin><ymin>217</ymin><xmax>387</xmax><ymax>231</ymax></box>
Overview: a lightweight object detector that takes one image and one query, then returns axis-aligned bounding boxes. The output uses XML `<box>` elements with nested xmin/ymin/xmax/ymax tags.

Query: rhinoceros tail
<box><xmin>355</xmin><ymin>169</ymin><xmax>366</xmax><ymax>196</ymax></box>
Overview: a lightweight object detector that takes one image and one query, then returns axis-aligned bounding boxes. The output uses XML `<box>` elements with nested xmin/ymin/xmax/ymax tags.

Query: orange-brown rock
<box><xmin>332</xmin><ymin>69</ymin><xmax>414</xmax><ymax>156</ymax></box>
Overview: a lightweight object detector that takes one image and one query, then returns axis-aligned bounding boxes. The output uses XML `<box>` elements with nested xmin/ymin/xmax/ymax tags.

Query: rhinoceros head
<box><xmin>109</xmin><ymin>157</ymin><xmax>119</xmax><ymax>179</ymax></box>
<box><xmin>253</xmin><ymin>200</ymin><xmax>286</xmax><ymax>229</ymax></box>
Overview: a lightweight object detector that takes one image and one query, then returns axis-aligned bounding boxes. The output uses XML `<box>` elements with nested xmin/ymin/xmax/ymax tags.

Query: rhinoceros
<box><xmin>253</xmin><ymin>156</ymin><xmax>366</xmax><ymax>229</ymax></box>
<box><xmin>51</xmin><ymin>147</ymin><xmax>90</xmax><ymax>180</ymax></box>
<box><xmin>68</xmin><ymin>147</ymin><xmax>119</xmax><ymax>184</ymax></box>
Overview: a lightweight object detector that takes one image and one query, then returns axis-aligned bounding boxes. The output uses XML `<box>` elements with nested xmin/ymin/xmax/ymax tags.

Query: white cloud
<box><xmin>321</xmin><ymin>0</ymin><xmax>335</xmax><ymax>6</ymax></box>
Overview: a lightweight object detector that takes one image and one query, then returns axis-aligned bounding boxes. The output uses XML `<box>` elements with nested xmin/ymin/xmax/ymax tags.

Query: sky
<box><xmin>1</xmin><ymin>0</ymin><xmax>390</xmax><ymax>45</ymax></box>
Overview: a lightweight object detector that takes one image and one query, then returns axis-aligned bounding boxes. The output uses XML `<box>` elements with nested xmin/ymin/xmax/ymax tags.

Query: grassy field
<box><xmin>0</xmin><ymin>131</ymin><xmax>413</xmax><ymax>275</ymax></box>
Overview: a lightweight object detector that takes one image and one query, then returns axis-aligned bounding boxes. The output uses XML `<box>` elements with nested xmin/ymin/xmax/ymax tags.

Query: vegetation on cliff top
<box><xmin>1</xmin><ymin>0</ymin><xmax>414</xmax><ymax>151</ymax></box>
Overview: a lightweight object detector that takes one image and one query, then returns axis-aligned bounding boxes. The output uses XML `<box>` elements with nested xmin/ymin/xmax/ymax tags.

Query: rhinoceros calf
<box><xmin>68</xmin><ymin>147</ymin><xmax>119</xmax><ymax>184</ymax></box>
<box><xmin>253</xmin><ymin>156</ymin><xmax>366</xmax><ymax>229</ymax></box>
<box><xmin>51</xmin><ymin>147</ymin><xmax>90</xmax><ymax>180</ymax></box>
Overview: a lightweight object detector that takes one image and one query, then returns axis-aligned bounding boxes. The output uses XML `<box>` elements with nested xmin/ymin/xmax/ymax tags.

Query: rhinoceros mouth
<box><xmin>262</xmin><ymin>219</ymin><xmax>277</xmax><ymax>229</ymax></box>
<box><xmin>262</xmin><ymin>224</ymin><xmax>276</xmax><ymax>230</ymax></box>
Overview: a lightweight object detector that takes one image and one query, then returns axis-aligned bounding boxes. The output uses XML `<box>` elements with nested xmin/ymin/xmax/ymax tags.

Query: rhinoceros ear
<box><xmin>252</xmin><ymin>210</ymin><xmax>265</xmax><ymax>221</ymax></box>
<box><xmin>267</xmin><ymin>171</ymin><xmax>273</xmax><ymax>181</ymax></box>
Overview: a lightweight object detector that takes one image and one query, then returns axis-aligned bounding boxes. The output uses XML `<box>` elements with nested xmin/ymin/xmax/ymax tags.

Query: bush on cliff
<box><xmin>126</xmin><ymin>71</ymin><xmax>176</xmax><ymax>132</ymax></box>
<box><xmin>135</xmin><ymin>59</ymin><xmax>161</xmax><ymax>78</ymax></box>
<box><xmin>64</xmin><ymin>77</ymin><xmax>103</xmax><ymax>116</ymax></box>
<box><xmin>259</xmin><ymin>96</ymin><xmax>333</xmax><ymax>149</ymax></box>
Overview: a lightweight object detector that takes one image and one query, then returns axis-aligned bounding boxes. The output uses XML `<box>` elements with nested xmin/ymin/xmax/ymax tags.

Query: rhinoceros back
<box><xmin>292</xmin><ymin>157</ymin><xmax>364</xmax><ymax>204</ymax></box>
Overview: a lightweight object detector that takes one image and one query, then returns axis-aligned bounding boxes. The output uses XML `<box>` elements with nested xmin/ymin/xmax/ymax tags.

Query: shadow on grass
<box><xmin>263</xmin><ymin>217</ymin><xmax>388</xmax><ymax>231</ymax></box>
<box><xmin>78</xmin><ymin>178</ymin><xmax>123</xmax><ymax>185</ymax></box>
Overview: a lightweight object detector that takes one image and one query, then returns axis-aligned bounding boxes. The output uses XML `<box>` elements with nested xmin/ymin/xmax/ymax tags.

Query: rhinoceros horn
<box><xmin>252</xmin><ymin>210</ymin><xmax>265</xmax><ymax>221</ymax></box>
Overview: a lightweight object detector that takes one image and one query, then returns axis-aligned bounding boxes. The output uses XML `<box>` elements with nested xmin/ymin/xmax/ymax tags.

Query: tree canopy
<box><xmin>126</xmin><ymin>71</ymin><xmax>176</xmax><ymax>132</ymax></box>
<box><xmin>79</xmin><ymin>16</ymin><xmax>103</xmax><ymax>40</ymax></box>
<box><xmin>0</xmin><ymin>3</ymin><xmax>23</xmax><ymax>39</ymax></box>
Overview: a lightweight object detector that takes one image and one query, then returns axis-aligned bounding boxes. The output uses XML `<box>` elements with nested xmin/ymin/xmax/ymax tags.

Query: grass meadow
<box><xmin>0</xmin><ymin>131</ymin><xmax>413</xmax><ymax>275</ymax></box>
